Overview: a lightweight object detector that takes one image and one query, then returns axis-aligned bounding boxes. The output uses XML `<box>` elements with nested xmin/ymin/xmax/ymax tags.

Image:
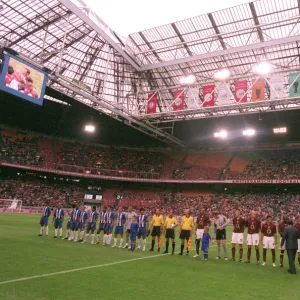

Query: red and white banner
<box><xmin>173</xmin><ymin>89</ymin><xmax>185</xmax><ymax>111</ymax></box>
<box><xmin>147</xmin><ymin>93</ymin><xmax>157</xmax><ymax>114</ymax></box>
<box><xmin>216</xmin><ymin>83</ymin><xmax>231</xmax><ymax>106</ymax></box>
<box><xmin>202</xmin><ymin>85</ymin><xmax>215</xmax><ymax>107</ymax></box>
<box><xmin>234</xmin><ymin>80</ymin><xmax>247</xmax><ymax>103</ymax></box>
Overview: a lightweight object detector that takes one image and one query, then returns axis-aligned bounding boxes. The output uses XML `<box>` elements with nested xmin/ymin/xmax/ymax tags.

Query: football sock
<box><xmin>271</xmin><ymin>249</ymin><xmax>276</xmax><ymax>263</ymax></box>
<box><xmin>45</xmin><ymin>226</ymin><xmax>49</xmax><ymax>236</ymax></box>
<box><xmin>247</xmin><ymin>248</ymin><xmax>251</xmax><ymax>261</ymax></box>
<box><xmin>114</xmin><ymin>238</ymin><xmax>117</xmax><ymax>246</ymax></box>
<box><xmin>132</xmin><ymin>243</ymin><xmax>136</xmax><ymax>251</ymax></box>
<box><xmin>119</xmin><ymin>239</ymin><xmax>123</xmax><ymax>247</ymax></box>
<box><xmin>232</xmin><ymin>247</ymin><xmax>236</xmax><ymax>259</ymax></box>
<box><xmin>104</xmin><ymin>234</ymin><xmax>108</xmax><ymax>244</ymax></box>
<box><xmin>96</xmin><ymin>234</ymin><xmax>100</xmax><ymax>242</ymax></box>
<box><xmin>40</xmin><ymin>227</ymin><xmax>43</xmax><ymax>235</ymax></box>
<box><xmin>180</xmin><ymin>244</ymin><xmax>184</xmax><ymax>254</ymax></box>
<box><xmin>137</xmin><ymin>239</ymin><xmax>141</xmax><ymax>248</ymax></box>
<box><xmin>85</xmin><ymin>233</ymin><xmax>89</xmax><ymax>242</ymax></box>
<box><xmin>91</xmin><ymin>234</ymin><xmax>95</xmax><ymax>244</ymax></box>
<box><xmin>263</xmin><ymin>249</ymin><xmax>267</xmax><ymax>262</ymax></box>
<box><xmin>196</xmin><ymin>239</ymin><xmax>200</xmax><ymax>255</ymax></box>
<box><xmin>74</xmin><ymin>231</ymin><xmax>78</xmax><ymax>240</ymax></box>
<box><xmin>59</xmin><ymin>228</ymin><xmax>62</xmax><ymax>237</ymax></box>
<box><xmin>108</xmin><ymin>234</ymin><xmax>112</xmax><ymax>245</ymax></box>
<box><xmin>239</xmin><ymin>248</ymin><xmax>243</xmax><ymax>260</ymax></box>
<box><xmin>54</xmin><ymin>229</ymin><xmax>58</xmax><ymax>237</ymax></box>
<box><xmin>70</xmin><ymin>231</ymin><xmax>74</xmax><ymax>239</ymax></box>
<box><xmin>172</xmin><ymin>242</ymin><xmax>175</xmax><ymax>253</ymax></box>
<box><xmin>217</xmin><ymin>244</ymin><xmax>221</xmax><ymax>257</ymax></box>
<box><xmin>126</xmin><ymin>237</ymin><xmax>129</xmax><ymax>244</ymax></box>
<box><xmin>186</xmin><ymin>247</ymin><xmax>189</xmax><ymax>254</ymax></box>
<box><xmin>65</xmin><ymin>230</ymin><xmax>69</xmax><ymax>238</ymax></box>
<box><xmin>223</xmin><ymin>245</ymin><xmax>228</xmax><ymax>257</ymax></box>
<box><xmin>256</xmin><ymin>248</ymin><xmax>260</xmax><ymax>262</ymax></box>
<box><xmin>80</xmin><ymin>231</ymin><xmax>84</xmax><ymax>240</ymax></box>
<box><xmin>143</xmin><ymin>239</ymin><xmax>147</xmax><ymax>248</ymax></box>
<box><xmin>151</xmin><ymin>240</ymin><xmax>155</xmax><ymax>250</ymax></box>
<box><xmin>166</xmin><ymin>241</ymin><xmax>169</xmax><ymax>252</ymax></box>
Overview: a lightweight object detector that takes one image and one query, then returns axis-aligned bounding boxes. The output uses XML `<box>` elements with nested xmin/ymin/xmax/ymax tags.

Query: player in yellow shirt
<box><xmin>149</xmin><ymin>208</ymin><xmax>164</xmax><ymax>252</ymax></box>
<box><xmin>163</xmin><ymin>210</ymin><xmax>178</xmax><ymax>255</ymax></box>
<box><xmin>179</xmin><ymin>209</ymin><xmax>194</xmax><ymax>256</ymax></box>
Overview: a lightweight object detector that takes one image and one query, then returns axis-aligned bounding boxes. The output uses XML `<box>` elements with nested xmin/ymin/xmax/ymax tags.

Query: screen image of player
<box><xmin>0</xmin><ymin>53</ymin><xmax>48</xmax><ymax>106</ymax></box>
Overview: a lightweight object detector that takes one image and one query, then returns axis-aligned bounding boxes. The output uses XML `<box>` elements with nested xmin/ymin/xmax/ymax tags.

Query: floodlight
<box><xmin>180</xmin><ymin>75</ymin><xmax>196</xmax><ymax>85</ymax></box>
<box><xmin>273</xmin><ymin>127</ymin><xmax>287</xmax><ymax>134</ymax></box>
<box><xmin>214</xmin><ymin>130</ymin><xmax>228</xmax><ymax>138</ymax></box>
<box><xmin>214</xmin><ymin>69</ymin><xmax>230</xmax><ymax>81</ymax></box>
<box><xmin>253</xmin><ymin>62</ymin><xmax>272</xmax><ymax>75</ymax></box>
<box><xmin>242</xmin><ymin>129</ymin><xmax>256</xmax><ymax>136</ymax></box>
<box><xmin>84</xmin><ymin>124</ymin><xmax>95</xmax><ymax>133</ymax></box>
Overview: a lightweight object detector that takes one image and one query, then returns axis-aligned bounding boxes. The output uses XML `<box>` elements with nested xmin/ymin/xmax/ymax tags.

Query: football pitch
<box><xmin>0</xmin><ymin>214</ymin><xmax>299</xmax><ymax>300</ymax></box>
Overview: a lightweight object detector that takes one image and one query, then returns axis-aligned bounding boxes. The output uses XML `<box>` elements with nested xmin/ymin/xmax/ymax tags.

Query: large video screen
<box><xmin>0</xmin><ymin>53</ymin><xmax>48</xmax><ymax>106</ymax></box>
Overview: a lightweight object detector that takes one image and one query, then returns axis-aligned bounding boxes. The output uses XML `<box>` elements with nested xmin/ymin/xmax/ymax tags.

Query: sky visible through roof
<box><xmin>83</xmin><ymin>0</ymin><xmax>251</xmax><ymax>37</ymax></box>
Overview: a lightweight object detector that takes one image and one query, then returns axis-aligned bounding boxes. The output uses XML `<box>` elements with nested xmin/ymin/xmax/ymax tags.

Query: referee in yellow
<box><xmin>179</xmin><ymin>209</ymin><xmax>194</xmax><ymax>256</ymax></box>
<box><xmin>163</xmin><ymin>209</ymin><xmax>178</xmax><ymax>255</ymax></box>
<box><xmin>149</xmin><ymin>208</ymin><xmax>164</xmax><ymax>252</ymax></box>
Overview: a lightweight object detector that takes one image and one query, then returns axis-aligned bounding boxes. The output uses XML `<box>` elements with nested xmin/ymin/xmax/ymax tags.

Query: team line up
<box><xmin>38</xmin><ymin>204</ymin><xmax>300</xmax><ymax>268</ymax></box>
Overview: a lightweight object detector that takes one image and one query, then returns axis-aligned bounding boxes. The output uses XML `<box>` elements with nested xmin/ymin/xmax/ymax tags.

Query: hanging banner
<box><xmin>216</xmin><ymin>83</ymin><xmax>231</xmax><ymax>105</ymax></box>
<box><xmin>288</xmin><ymin>72</ymin><xmax>300</xmax><ymax>97</ymax></box>
<box><xmin>251</xmin><ymin>78</ymin><xmax>265</xmax><ymax>101</ymax></box>
<box><xmin>234</xmin><ymin>80</ymin><xmax>247</xmax><ymax>103</ymax></box>
<box><xmin>270</xmin><ymin>74</ymin><xmax>285</xmax><ymax>99</ymax></box>
<box><xmin>187</xmin><ymin>88</ymin><xmax>199</xmax><ymax>109</ymax></box>
<box><xmin>147</xmin><ymin>93</ymin><xmax>157</xmax><ymax>114</ymax></box>
<box><xmin>173</xmin><ymin>89</ymin><xmax>184</xmax><ymax>111</ymax></box>
<box><xmin>202</xmin><ymin>85</ymin><xmax>215</xmax><ymax>107</ymax></box>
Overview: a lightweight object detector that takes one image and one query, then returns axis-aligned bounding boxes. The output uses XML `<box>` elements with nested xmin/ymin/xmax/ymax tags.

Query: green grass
<box><xmin>0</xmin><ymin>214</ymin><xmax>300</xmax><ymax>300</ymax></box>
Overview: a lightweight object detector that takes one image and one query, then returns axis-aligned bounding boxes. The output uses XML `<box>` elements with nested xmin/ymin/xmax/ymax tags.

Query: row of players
<box><xmin>38</xmin><ymin>204</ymin><xmax>300</xmax><ymax>268</ymax></box>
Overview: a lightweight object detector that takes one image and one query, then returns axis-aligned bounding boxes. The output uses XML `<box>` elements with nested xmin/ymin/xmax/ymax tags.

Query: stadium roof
<box><xmin>1</xmin><ymin>0</ymin><xmax>300</xmax><ymax>148</ymax></box>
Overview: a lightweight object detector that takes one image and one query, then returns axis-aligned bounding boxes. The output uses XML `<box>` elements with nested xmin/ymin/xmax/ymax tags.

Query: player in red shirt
<box><xmin>230</xmin><ymin>210</ymin><xmax>246</xmax><ymax>262</ymax></box>
<box><xmin>261</xmin><ymin>214</ymin><xmax>277</xmax><ymax>267</ymax></box>
<box><xmin>245</xmin><ymin>211</ymin><xmax>261</xmax><ymax>264</ymax></box>
<box><xmin>194</xmin><ymin>208</ymin><xmax>211</xmax><ymax>258</ymax></box>
<box><xmin>278</xmin><ymin>217</ymin><xmax>288</xmax><ymax>268</ymax></box>
<box><xmin>294</xmin><ymin>214</ymin><xmax>300</xmax><ymax>269</ymax></box>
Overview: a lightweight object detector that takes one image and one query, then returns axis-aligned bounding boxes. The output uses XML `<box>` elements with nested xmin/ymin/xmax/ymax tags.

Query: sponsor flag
<box><xmin>251</xmin><ymin>78</ymin><xmax>265</xmax><ymax>101</ymax></box>
<box><xmin>173</xmin><ymin>89</ymin><xmax>184</xmax><ymax>111</ymax></box>
<box><xmin>270</xmin><ymin>74</ymin><xmax>284</xmax><ymax>99</ymax></box>
<box><xmin>288</xmin><ymin>72</ymin><xmax>300</xmax><ymax>97</ymax></box>
<box><xmin>202</xmin><ymin>85</ymin><xmax>215</xmax><ymax>107</ymax></box>
<box><xmin>216</xmin><ymin>83</ymin><xmax>231</xmax><ymax>105</ymax></box>
<box><xmin>187</xmin><ymin>87</ymin><xmax>199</xmax><ymax>109</ymax></box>
<box><xmin>234</xmin><ymin>80</ymin><xmax>247</xmax><ymax>103</ymax></box>
<box><xmin>147</xmin><ymin>93</ymin><xmax>157</xmax><ymax>114</ymax></box>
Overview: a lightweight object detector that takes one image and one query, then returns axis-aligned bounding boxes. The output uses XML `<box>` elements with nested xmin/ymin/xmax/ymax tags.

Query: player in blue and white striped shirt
<box><xmin>69</xmin><ymin>204</ymin><xmax>81</xmax><ymax>241</ymax></box>
<box><xmin>52</xmin><ymin>205</ymin><xmax>64</xmax><ymax>238</ymax></box>
<box><xmin>39</xmin><ymin>204</ymin><xmax>51</xmax><ymax>236</ymax></box>
<box><xmin>112</xmin><ymin>207</ymin><xmax>127</xmax><ymax>248</ymax></box>
<box><xmin>104</xmin><ymin>206</ymin><xmax>115</xmax><ymax>247</ymax></box>
<box><xmin>78</xmin><ymin>206</ymin><xmax>88</xmax><ymax>242</ymax></box>
<box><xmin>82</xmin><ymin>206</ymin><xmax>98</xmax><ymax>244</ymax></box>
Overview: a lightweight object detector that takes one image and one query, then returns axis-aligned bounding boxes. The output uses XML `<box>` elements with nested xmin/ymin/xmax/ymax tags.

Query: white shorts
<box><xmin>231</xmin><ymin>232</ymin><xmax>244</xmax><ymax>244</ymax></box>
<box><xmin>196</xmin><ymin>229</ymin><xmax>204</xmax><ymax>239</ymax></box>
<box><xmin>263</xmin><ymin>236</ymin><xmax>275</xmax><ymax>249</ymax></box>
<box><xmin>298</xmin><ymin>239</ymin><xmax>300</xmax><ymax>253</ymax></box>
<box><xmin>246</xmin><ymin>233</ymin><xmax>259</xmax><ymax>246</ymax></box>
<box><xmin>279</xmin><ymin>237</ymin><xmax>286</xmax><ymax>250</ymax></box>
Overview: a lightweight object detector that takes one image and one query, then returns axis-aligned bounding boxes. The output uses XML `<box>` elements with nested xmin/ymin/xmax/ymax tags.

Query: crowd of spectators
<box><xmin>0</xmin><ymin>179</ymin><xmax>84</xmax><ymax>207</ymax></box>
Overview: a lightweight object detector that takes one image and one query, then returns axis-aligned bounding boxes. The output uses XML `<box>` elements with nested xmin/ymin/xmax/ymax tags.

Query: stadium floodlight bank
<box><xmin>0</xmin><ymin>199</ymin><xmax>22</xmax><ymax>213</ymax></box>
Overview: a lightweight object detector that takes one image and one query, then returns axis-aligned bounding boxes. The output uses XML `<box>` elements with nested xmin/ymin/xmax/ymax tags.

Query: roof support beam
<box><xmin>139</xmin><ymin>34</ymin><xmax>300</xmax><ymax>71</ymax></box>
<box><xmin>208</xmin><ymin>13</ymin><xmax>226</xmax><ymax>50</ymax></box>
<box><xmin>57</xmin><ymin>0</ymin><xmax>140</xmax><ymax>70</ymax></box>
<box><xmin>249</xmin><ymin>2</ymin><xmax>264</xmax><ymax>42</ymax></box>
<box><xmin>171</xmin><ymin>23</ymin><xmax>193</xmax><ymax>56</ymax></box>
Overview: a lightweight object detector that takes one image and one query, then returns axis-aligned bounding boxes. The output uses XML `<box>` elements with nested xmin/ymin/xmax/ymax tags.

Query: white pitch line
<box><xmin>0</xmin><ymin>242</ymin><xmax>229</xmax><ymax>286</ymax></box>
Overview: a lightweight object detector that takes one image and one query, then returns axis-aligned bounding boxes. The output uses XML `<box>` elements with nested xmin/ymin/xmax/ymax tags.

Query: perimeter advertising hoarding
<box><xmin>0</xmin><ymin>53</ymin><xmax>48</xmax><ymax>106</ymax></box>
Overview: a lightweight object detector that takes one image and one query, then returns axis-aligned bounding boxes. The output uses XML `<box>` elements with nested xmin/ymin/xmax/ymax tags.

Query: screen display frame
<box><xmin>0</xmin><ymin>52</ymin><xmax>48</xmax><ymax>106</ymax></box>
